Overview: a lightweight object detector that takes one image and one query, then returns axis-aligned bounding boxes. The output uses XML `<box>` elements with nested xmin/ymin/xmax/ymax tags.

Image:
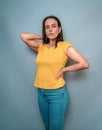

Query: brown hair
<box><xmin>42</xmin><ymin>15</ymin><xmax>64</xmax><ymax>47</ymax></box>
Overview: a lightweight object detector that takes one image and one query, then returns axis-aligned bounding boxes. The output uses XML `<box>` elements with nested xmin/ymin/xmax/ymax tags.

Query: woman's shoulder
<box><xmin>58</xmin><ymin>41</ymin><xmax>72</xmax><ymax>47</ymax></box>
<box><xmin>57</xmin><ymin>41</ymin><xmax>73</xmax><ymax>53</ymax></box>
<box><xmin>38</xmin><ymin>42</ymin><xmax>47</xmax><ymax>47</ymax></box>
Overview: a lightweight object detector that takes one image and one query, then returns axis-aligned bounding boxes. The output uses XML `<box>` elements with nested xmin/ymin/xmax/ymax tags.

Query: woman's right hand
<box><xmin>56</xmin><ymin>68</ymin><xmax>65</xmax><ymax>80</ymax></box>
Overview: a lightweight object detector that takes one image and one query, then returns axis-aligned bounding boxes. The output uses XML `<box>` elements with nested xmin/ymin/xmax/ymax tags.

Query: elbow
<box><xmin>20</xmin><ymin>32</ymin><xmax>24</xmax><ymax>39</ymax></box>
<box><xmin>81</xmin><ymin>61</ymin><xmax>90</xmax><ymax>70</ymax></box>
<box><xmin>84</xmin><ymin>62</ymin><xmax>90</xmax><ymax>69</ymax></box>
<box><xmin>20</xmin><ymin>32</ymin><xmax>26</xmax><ymax>41</ymax></box>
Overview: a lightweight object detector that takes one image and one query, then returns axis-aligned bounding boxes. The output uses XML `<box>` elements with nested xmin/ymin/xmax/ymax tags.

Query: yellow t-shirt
<box><xmin>34</xmin><ymin>41</ymin><xmax>72</xmax><ymax>89</ymax></box>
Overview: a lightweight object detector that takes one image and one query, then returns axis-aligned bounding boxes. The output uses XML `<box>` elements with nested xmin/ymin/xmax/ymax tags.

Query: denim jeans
<box><xmin>37</xmin><ymin>84</ymin><xmax>69</xmax><ymax>130</ymax></box>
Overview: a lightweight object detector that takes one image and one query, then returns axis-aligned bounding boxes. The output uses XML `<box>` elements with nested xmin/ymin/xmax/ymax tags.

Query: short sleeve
<box><xmin>38</xmin><ymin>42</ymin><xmax>43</xmax><ymax>52</ymax></box>
<box><xmin>63</xmin><ymin>41</ymin><xmax>72</xmax><ymax>53</ymax></box>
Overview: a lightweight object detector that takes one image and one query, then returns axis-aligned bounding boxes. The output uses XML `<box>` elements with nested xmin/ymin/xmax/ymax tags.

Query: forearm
<box><xmin>62</xmin><ymin>62</ymin><xmax>89</xmax><ymax>73</ymax></box>
<box><xmin>20</xmin><ymin>32</ymin><xmax>42</xmax><ymax>41</ymax></box>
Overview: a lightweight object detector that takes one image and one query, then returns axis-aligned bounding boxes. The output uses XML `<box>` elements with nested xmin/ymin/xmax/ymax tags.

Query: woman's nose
<box><xmin>49</xmin><ymin>27</ymin><xmax>52</xmax><ymax>32</ymax></box>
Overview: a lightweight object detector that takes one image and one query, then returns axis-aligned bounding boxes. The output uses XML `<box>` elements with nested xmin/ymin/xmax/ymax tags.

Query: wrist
<box><xmin>38</xmin><ymin>35</ymin><xmax>43</xmax><ymax>39</ymax></box>
<box><xmin>61</xmin><ymin>68</ymin><xmax>66</xmax><ymax>73</ymax></box>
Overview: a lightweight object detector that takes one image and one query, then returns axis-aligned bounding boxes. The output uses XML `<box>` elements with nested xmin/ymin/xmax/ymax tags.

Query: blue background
<box><xmin>0</xmin><ymin>0</ymin><xmax>102</xmax><ymax>130</ymax></box>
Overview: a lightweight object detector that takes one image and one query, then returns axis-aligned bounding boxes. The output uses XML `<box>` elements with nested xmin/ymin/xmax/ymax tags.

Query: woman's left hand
<box><xmin>56</xmin><ymin>69</ymin><xmax>64</xmax><ymax>80</ymax></box>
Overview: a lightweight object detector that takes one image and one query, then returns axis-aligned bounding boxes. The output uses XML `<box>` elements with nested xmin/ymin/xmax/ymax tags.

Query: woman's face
<box><xmin>45</xmin><ymin>18</ymin><xmax>61</xmax><ymax>40</ymax></box>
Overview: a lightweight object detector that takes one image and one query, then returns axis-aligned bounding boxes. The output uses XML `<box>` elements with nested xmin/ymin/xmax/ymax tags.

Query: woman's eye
<box><xmin>46</xmin><ymin>27</ymin><xmax>49</xmax><ymax>29</ymax></box>
<box><xmin>45</xmin><ymin>26</ymin><xmax>49</xmax><ymax>29</ymax></box>
<box><xmin>52</xmin><ymin>25</ymin><xmax>56</xmax><ymax>28</ymax></box>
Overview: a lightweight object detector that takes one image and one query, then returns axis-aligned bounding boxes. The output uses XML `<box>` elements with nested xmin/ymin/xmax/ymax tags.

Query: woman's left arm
<box><xmin>56</xmin><ymin>46</ymin><xmax>90</xmax><ymax>79</ymax></box>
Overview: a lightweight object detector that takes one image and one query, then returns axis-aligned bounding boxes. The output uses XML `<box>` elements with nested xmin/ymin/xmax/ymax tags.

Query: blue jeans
<box><xmin>37</xmin><ymin>84</ymin><xmax>70</xmax><ymax>130</ymax></box>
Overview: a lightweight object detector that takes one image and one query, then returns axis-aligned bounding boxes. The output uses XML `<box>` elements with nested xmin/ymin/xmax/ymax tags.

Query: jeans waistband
<box><xmin>37</xmin><ymin>84</ymin><xmax>67</xmax><ymax>93</ymax></box>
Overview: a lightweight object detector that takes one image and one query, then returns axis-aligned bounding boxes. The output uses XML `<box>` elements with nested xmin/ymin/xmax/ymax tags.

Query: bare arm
<box><xmin>20</xmin><ymin>32</ymin><xmax>43</xmax><ymax>51</ymax></box>
<box><xmin>56</xmin><ymin>46</ymin><xmax>90</xmax><ymax>79</ymax></box>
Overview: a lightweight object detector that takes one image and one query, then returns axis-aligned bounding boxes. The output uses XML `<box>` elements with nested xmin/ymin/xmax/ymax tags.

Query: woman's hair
<box><xmin>42</xmin><ymin>15</ymin><xmax>64</xmax><ymax>47</ymax></box>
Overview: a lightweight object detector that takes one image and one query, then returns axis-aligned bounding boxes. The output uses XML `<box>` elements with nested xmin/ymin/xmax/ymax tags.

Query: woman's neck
<box><xmin>49</xmin><ymin>39</ymin><xmax>56</xmax><ymax>46</ymax></box>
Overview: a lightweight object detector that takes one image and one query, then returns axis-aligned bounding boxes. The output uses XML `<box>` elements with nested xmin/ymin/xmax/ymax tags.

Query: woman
<box><xmin>20</xmin><ymin>15</ymin><xmax>89</xmax><ymax>130</ymax></box>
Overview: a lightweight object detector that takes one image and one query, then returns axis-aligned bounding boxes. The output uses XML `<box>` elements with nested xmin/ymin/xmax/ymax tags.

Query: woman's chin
<box><xmin>48</xmin><ymin>37</ymin><xmax>56</xmax><ymax>40</ymax></box>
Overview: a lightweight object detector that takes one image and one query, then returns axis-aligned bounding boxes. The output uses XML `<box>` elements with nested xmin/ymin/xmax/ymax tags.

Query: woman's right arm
<box><xmin>20</xmin><ymin>32</ymin><xmax>42</xmax><ymax>51</ymax></box>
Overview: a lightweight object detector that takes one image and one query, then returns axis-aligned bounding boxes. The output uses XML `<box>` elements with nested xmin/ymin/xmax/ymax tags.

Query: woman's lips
<box><xmin>49</xmin><ymin>33</ymin><xmax>54</xmax><ymax>36</ymax></box>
